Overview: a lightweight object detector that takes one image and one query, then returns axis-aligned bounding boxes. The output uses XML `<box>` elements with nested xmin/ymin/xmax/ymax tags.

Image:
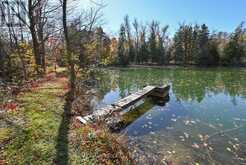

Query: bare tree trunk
<box><xmin>37</xmin><ymin>1</ymin><xmax>46</xmax><ymax>73</ymax></box>
<box><xmin>38</xmin><ymin>26</ymin><xmax>46</xmax><ymax>73</ymax></box>
<box><xmin>28</xmin><ymin>0</ymin><xmax>42</xmax><ymax>74</ymax></box>
<box><xmin>28</xmin><ymin>0</ymin><xmax>49</xmax><ymax>74</ymax></box>
<box><xmin>62</xmin><ymin>0</ymin><xmax>76</xmax><ymax>102</ymax></box>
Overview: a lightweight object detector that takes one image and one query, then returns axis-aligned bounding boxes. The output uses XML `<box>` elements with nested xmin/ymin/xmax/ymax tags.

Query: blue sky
<box><xmin>101</xmin><ymin>0</ymin><xmax>246</xmax><ymax>36</ymax></box>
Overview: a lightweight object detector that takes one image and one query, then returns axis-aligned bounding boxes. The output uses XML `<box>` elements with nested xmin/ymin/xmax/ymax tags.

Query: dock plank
<box><xmin>76</xmin><ymin>85</ymin><xmax>169</xmax><ymax>124</ymax></box>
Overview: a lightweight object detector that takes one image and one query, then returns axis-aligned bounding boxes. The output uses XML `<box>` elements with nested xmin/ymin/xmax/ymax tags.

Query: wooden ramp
<box><xmin>76</xmin><ymin>85</ymin><xmax>170</xmax><ymax>124</ymax></box>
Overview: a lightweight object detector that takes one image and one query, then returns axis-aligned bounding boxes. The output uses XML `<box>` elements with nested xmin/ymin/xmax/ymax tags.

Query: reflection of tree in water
<box><xmin>220</xmin><ymin>69</ymin><xmax>246</xmax><ymax>97</ymax></box>
<box><xmin>94</xmin><ymin>68</ymin><xmax>246</xmax><ymax>104</ymax></box>
<box><xmin>93</xmin><ymin>69</ymin><xmax>120</xmax><ymax>99</ymax></box>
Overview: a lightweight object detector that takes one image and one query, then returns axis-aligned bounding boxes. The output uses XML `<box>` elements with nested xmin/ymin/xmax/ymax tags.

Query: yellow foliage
<box><xmin>5</xmin><ymin>42</ymin><xmax>36</xmax><ymax>81</ymax></box>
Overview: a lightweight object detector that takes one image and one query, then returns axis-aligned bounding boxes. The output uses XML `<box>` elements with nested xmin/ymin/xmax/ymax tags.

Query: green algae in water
<box><xmin>93</xmin><ymin>67</ymin><xmax>246</xmax><ymax>164</ymax></box>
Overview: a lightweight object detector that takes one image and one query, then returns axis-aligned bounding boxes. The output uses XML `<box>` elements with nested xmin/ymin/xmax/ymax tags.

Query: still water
<box><xmin>93</xmin><ymin>67</ymin><xmax>246</xmax><ymax>165</ymax></box>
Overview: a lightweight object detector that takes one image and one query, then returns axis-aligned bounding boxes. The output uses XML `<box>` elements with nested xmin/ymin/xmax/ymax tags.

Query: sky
<box><xmin>98</xmin><ymin>0</ymin><xmax>246</xmax><ymax>36</ymax></box>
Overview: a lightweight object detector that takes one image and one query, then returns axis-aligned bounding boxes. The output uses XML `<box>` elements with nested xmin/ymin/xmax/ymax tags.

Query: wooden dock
<box><xmin>76</xmin><ymin>85</ymin><xmax>170</xmax><ymax>124</ymax></box>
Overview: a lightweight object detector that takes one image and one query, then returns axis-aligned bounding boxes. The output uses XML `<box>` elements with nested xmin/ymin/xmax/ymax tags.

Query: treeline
<box><xmin>117</xmin><ymin>16</ymin><xmax>246</xmax><ymax>66</ymax></box>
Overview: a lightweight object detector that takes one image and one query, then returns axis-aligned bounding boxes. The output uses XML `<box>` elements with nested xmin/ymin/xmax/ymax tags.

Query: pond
<box><xmin>92</xmin><ymin>67</ymin><xmax>246</xmax><ymax>165</ymax></box>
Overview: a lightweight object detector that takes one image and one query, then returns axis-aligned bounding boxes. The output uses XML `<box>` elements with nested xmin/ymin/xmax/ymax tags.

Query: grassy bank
<box><xmin>0</xmin><ymin>74</ymin><xmax>68</xmax><ymax>164</ymax></box>
<box><xmin>0</xmin><ymin>71</ymin><xmax>131</xmax><ymax>165</ymax></box>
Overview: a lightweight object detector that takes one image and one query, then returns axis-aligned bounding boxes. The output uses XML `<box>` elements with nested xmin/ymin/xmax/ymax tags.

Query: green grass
<box><xmin>1</xmin><ymin>81</ymin><xmax>65</xmax><ymax>165</ymax></box>
<box><xmin>1</xmin><ymin>77</ymin><xmax>132</xmax><ymax>165</ymax></box>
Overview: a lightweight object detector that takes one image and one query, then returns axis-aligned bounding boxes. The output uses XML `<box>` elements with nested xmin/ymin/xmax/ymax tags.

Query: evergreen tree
<box><xmin>173</xmin><ymin>26</ymin><xmax>184</xmax><ymax>64</ymax></box>
<box><xmin>148</xmin><ymin>21</ymin><xmax>159</xmax><ymax>63</ymax></box>
<box><xmin>118</xmin><ymin>24</ymin><xmax>128</xmax><ymax>65</ymax></box>
<box><xmin>182</xmin><ymin>25</ymin><xmax>193</xmax><ymax>64</ymax></box>
<box><xmin>192</xmin><ymin>24</ymin><xmax>201</xmax><ymax>64</ymax></box>
<box><xmin>208</xmin><ymin>34</ymin><xmax>220</xmax><ymax>65</ymax></box>
<box><xmin>197</xmin><ymin>24</ymin><xmax>210</xmax><ymax>65</ymax></box>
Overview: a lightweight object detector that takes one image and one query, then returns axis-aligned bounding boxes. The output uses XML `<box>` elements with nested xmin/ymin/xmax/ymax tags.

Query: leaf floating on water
<box><xmin>204</xmin><ymin>134</ymin><xmax>210</xmax><ymax>140</ymax></box>
<box><xmin>179</xmin><ymin>136</ymin><xmax>185</xmax><ymax>141</ymax></box>
<box><xmin>233</xmin><ymin>118</ymin><xmax>241</xmax><ymax>121</ymax></box>
<box><xmin>195</xmin><ymin>163</ymin><xmax>200</xmax><ymax>165</ymax></box>
<box><xmin>150</xmin><ymin>131</ymin><xmax>155</xmax><ymax>135</ymax></box>
<box><xmin>146</xmin><ymin>116</ymin><xmax>152</xmax><ymax>120</ymax></box>
<box><xmin>228</xmin><ymin>141</ymin><xmax>233</xmax><ymax>145</ymax></box>
<box><xmin>148</xmin><ymin>121</ymin><xmax>152</xmax><ymax>125</ymax></box>
<box><xmin>208</xmin><ymin>124</ymin><xmax>216</xmax><ymax>129</ymax></box>
<box><xmin>143</xmin><ymin>124</ymin><xmax>148</xmax><ymax>128</ymax></box>
<box><xmin>171</xmin><ymin>118</ymin><xmax>177</xmax><ymax>122</ymax></box>
<box><xmin>192</xmin><ymin>143</ymin><xmax>200</xmax><ymax>149</ymax></box>
<box><xmin>233</xmin><ymin>144</ymin><xmax>240</xmax><ymax>150</ymax></box>
<box><xmin>203</xmin><ymin>142</ymin><xmax>208</xmax><ymax>147</ymax></box>
<box><xmin>198</xmin><ymin>134</ymin><xmax>204</xmax><ymax>141</ymax></box>
<box><xmin>184</xmin><ymin>132</ymin><xmax>189</xmax><ymax>138</ymax></box>
<box><xmin>166</xmin><ymin>127</ymin><xmax>174</xmax><ymax>130</ymax></box>
<box><xmin>190</xmin><ymin>120</ymin><xmax>196</xmax><ymax>124</ymax></box>
<box><xmin>146</xmin><ymin>114</ymin><xmax>152</xmax><ymax>120</ymax></box>
<box><xmin>196</xmin><ymin>119</ymin><xmax>201</xmax><ymax>122</ymax></box>
<box><xmin>226</xmin><ymin>147</ymin><xmax>232</xmax><ymax>152</ymax></box>
<box><xmin>184</xmin><ymin>120</ymin><xmax>190</xmax><ymax>125</ymax></box>
<box><xmin>208</xmin><ymin>146</ymin><xmax>214</xmax><ymax>151</ymax></box>
<box><xmin>218</xmin><ymin>123</ymin><xmax>223</xmax><ymax>127</ymax></box>
<box><xmin>183</xmin><ymin>119</ymin><xmax>196</xmax><ymax>126</ymax></box>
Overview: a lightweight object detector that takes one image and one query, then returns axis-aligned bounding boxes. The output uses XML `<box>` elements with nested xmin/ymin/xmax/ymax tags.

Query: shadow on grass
<box><xmin>54</xmin><ymin>94</ymin><xmax>72</xmax><ymax>165</ymax></box>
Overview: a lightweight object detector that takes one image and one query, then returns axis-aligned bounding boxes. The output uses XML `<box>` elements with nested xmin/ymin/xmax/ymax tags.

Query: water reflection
<box><xmin>93</xmin><ymin>68</ymin><xmax>246</xmax><ymax>164</ymax></box>
<box><xmin>95</xmin><ymin>68</ymin><xmax>246</xmax><ymax>104</ymax></box>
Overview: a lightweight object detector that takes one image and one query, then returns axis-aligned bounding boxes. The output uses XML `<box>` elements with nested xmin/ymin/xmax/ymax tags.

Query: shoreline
<box><xmin>105</xmin><ymin>64</ymin><xmax>246</xmax><ymax>70</ymax></box>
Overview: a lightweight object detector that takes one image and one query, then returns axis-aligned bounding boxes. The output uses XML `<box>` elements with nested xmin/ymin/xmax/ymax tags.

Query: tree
<box><xmin>208</xmin><ymin>34</ymin><xmax>220</xmax><ymax>66</ymax></box>
<box><xmin>3</xmin><ymin>0</ymin><xmax>60</xmax><ymax>74</ymax></box>
<box><xmin>139</xmin><ymin>24</ymin><xmax>148</xmax><ymax>63</ymax></box>
<box><xmin>133</xmin><ymin>18</ymin><xmax>139</xmax><ymax>63</ymax></box>
<box><xmin>62</xmin><ymin>0</ymin><xmax>76</xmax><ymax>101</ymax></box>
<box><xmin>223</xmin><ymin>22</ymin><xmax>246</xmax><ymax>65</ymax></box>
<box><xmin>124</xmin><ymin>15</ymin><xmax>134</xmax><ymax>63</ymax></box>
<box><xmin>158</xmin><ymin>25</ymin><xmax>169</xmax><ymax>64</ymax></box>
<box><xmin>191</xmin><ymin>24</ymin><xmax>200</xmax><ymax>64</ymax></box>
<box><xmin>0</xmin><ymin>1</ymin><xmax>30</xmax><ymax>81</ymax></box>
<box><xmin>173</xmin><ymin>25</ymin><xmax>184</xmax><ymax>64</ymax></box>
<box><xmin>197</xmin><ymin>24</ymin><xmax>209</xmax><ymax>65</ymax></box>
<box><xmin>148</xmin><ymin>21</ymin><xmax>159</xmax><ymax>63</ymax></box>
<box><xmin>118</xmin><ymin>24</ymin><xmax>128</xmax><ymax>65</ymax></box>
